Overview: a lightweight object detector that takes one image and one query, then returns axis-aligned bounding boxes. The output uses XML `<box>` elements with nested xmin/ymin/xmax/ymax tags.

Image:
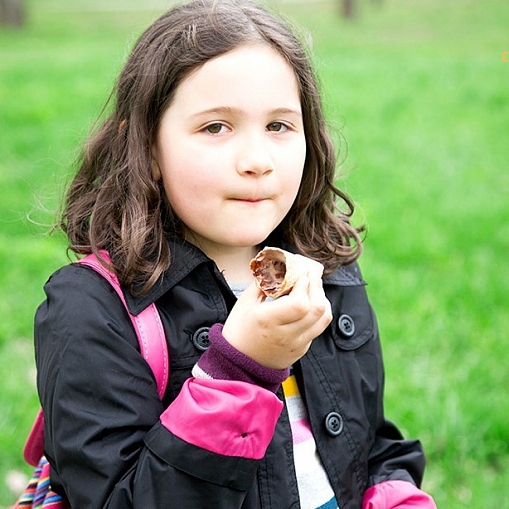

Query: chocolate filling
<box><xmin>252</xmin><ymin>256</ymin><xmax>286</xmax><ymax>294</ymax></box>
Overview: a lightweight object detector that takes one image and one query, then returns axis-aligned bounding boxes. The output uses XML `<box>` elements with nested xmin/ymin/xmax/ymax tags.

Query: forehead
<box><xmin>169</xmin><ymin>43</ymin><xmax>302</xmax><ymax>116</ymax></box>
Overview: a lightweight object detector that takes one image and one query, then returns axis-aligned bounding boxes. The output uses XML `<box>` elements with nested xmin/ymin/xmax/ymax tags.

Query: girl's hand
<box><xmin>222</xmin><ymin>264</ymin><xmax>332</xmax><ymax>369</ymax></box>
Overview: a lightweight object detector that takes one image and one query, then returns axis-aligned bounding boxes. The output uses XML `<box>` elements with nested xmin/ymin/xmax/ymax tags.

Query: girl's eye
<box><xmin>204</xmin><ymin>123</ymin><xmax>227</xmax><ymax>134</ymax></box>
<box><xmin>267</xmin><ymin>122</ymin><xmax>288</xmax><ymax>132</ymax></box>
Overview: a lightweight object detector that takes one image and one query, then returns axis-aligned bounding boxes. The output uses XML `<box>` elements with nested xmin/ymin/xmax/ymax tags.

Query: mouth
<box><xmin>231</xmin><ymin>196</ymin><xmax>270</xmax><ymax>204</ymax></box>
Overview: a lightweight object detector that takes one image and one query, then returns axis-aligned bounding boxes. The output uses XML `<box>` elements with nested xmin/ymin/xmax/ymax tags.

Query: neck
<box><xmin>211</xmin><ymin>246</ymin><xmax>259</xmax><ymax>285</ymax></box>
<box><xmin>183</xmin><ymin>232</ymin><xmax>260</xmax><ymax>284</ymax></box>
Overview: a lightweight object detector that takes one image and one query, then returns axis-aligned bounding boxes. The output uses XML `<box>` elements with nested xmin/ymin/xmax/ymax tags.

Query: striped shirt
<box><xmin>282</xmin><ymin>368</ymin><xmax>339</xmax><ymax>509</ymax></box>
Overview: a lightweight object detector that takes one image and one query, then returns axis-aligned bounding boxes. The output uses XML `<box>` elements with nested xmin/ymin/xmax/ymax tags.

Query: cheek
<box><xmin>162</xmin><ymin>177</ymin><xmax>206</xmax><ymax>231</ymax></box>
<box><xmin>283</xmin><ymin>148</ymin><xmax>307</xmax><ymax>212</ymax></box>
<box><xmin>162</xmin><ymin>171</ymin><xmax>208</xmax><ymax>209</ymax></box>
<box><xmin>158</xmin><ymin>149</ymin><xmax>202</xmax><ymax>195</ymax></box>
<box><xmin>159</xmin><ymin>155</ymin><xmax>218</xmax><ymax>220</ymax></box>
<box><xmin>285</xmin><ymin>142</ymin><xmax>306</xmax><ymax>193</ymax></box>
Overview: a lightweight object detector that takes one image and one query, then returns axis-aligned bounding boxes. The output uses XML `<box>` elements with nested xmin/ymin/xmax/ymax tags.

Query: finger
<box><xmin>307</xmin><ymin>269</ymin><xmax>326</xmax><ymax>303</ymax></box>
<box><xmin>306</xmin><ymin>260</ymin><xmax>325</xmax><ymax>280</ymax></box>
<box><xmin>263</xmin><ymin>276</ymin><xmax>311</xmax><ymax>325</ymax></box>
<box><xmin>290</xmin><ymin>273</ymin><xmax>310</xmax><ymax>296</ymax></box>
<box><xmin>304</xmin><ymin>297</ymin><xmax>333</xmax><ymax>338</ymax></box>
<box><xmin>296</xmin><ymin>271</ymin><xmax>332</xmax><ymax>331</ymax></box>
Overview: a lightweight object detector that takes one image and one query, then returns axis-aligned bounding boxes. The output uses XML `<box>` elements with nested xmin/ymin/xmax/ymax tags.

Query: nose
<box><xmin>236</xmin><ymin>133</ymin><xmax>274</xmax><ymax>177</ymax></box>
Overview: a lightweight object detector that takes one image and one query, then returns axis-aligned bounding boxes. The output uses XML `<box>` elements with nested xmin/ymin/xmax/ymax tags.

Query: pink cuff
<box><xmin>363</xmin><ymin>480</ymin><xmax>437</xmax><ymax>508</ymax></box>
<box><xmin>161</xmin><ymin>377</ymin><xmax>283</xmax><ymax>460</ymax></box>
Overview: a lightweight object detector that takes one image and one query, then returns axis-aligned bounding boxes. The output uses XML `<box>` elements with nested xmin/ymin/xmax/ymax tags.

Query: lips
<box><xmin>230</xmin><ymin>193</ymin><xmax>271</xmax><ymax>202</ymax></box>
<box><xmin>231</xmin><ymin>198</ymin><xmax>270</xmax><ymax>208</ymax></box>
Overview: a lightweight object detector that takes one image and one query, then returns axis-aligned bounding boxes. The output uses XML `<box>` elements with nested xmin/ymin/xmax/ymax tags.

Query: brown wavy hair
<box><xmin>61</xmin><ymin>0</ymin><xmax>363</xmax><ymax>294</ymax></box>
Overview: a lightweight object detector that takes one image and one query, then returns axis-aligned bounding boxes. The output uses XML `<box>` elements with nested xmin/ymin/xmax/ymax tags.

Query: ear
<box><xmin>151</xmin><ymin>148</ymin><xmax>162</xmax><ymax>181</ymax></box>
<box><xmin>152</xmin><ymin>160</ymin><xmax>162</xmax><ymax>181</ymax></box>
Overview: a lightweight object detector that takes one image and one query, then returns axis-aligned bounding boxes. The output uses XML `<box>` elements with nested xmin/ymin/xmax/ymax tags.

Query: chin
<box><xmin>229</xmin><ymin>234</ymin><xmax>272</xmax><ymax>248</ymax></box>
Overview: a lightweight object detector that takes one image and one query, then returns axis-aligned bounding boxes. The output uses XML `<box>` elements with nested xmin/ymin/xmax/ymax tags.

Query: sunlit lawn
<box><xmin>1</xmin><ymin>0</ymin><xmax>508</xmax><ymax>506</ymax></box>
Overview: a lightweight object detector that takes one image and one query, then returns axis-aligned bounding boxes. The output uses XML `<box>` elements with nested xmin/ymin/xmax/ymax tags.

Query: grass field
<box><xmin>1</xmin><ymin>0</ymin><xmax>508</xmax><ymax>506</ymax></box>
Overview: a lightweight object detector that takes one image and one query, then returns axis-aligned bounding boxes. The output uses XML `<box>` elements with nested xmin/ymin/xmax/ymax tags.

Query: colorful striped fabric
<box><xmin>14</xmin><ymin>456</ymin><xmax>66</xmax><ymax>508</ymax></box>
<box><xmin>283</xmin><ymin>368</ymin><xmax>339</xmax><ymax>509</ymax></box>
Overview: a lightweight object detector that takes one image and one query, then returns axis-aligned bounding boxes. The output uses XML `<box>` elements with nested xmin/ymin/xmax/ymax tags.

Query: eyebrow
<box><xmin>190</xmin><ymin>106</ymin><xmax>302</xmax><ymax>119</ymax></box>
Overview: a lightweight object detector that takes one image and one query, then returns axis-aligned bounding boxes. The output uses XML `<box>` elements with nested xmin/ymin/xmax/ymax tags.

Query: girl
<box><xmin>34</xmin><ymin>0</ymin><xmax>436</xmax><ymax>507</ymax></box>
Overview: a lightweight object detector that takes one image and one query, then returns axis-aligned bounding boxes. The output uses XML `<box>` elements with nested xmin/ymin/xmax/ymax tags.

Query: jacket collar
<box><xmin>123</xmin><ymin>237</ymin><xmax>215</xmax><ymax>316</ymax></box>
<box><xmin>323</xmin><ymin>263</ymin><xmax>366</xmax><ymax>287</ymax></box>
<box><xmin>123</xmin><ymin>237</ymin><xmax>366</xmax><ymax>315</ymax></box>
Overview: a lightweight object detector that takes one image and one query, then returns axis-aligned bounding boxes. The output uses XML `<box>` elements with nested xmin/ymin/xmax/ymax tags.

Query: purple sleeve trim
<box><xmin>195</xmin><ymin>323</ymin><xmax>289</xmax><ymax>393</ymax></box>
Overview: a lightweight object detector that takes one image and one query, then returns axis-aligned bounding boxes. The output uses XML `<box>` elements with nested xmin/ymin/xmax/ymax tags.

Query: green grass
<box><xmin>1</xmin><ymin>0</ymin><xmax>508</xmax><ymax>506</ymax></box>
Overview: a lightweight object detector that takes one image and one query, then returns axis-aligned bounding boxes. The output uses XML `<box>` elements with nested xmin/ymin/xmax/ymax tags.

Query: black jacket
<box><xmin>35</xmin><ymin>238</ymin><xmax>426</xmax><ymax>508</ymax></box>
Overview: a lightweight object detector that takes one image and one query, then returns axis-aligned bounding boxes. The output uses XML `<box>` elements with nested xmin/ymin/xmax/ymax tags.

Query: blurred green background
<box><xmin>1</xmin><ymin>0</ymin><xmax>508</xmax><ymax>506</ymax></box>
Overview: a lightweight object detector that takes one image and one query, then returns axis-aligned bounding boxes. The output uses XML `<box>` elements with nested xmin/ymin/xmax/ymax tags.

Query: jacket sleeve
<box><xmin>368</xmin><ymin>419</ymin><xmax>426</xmax><ymax>487</ymax></box>
<box><xmin>35</xmin><ymin>265</ymin><xmax>282</xmax><ymax>508</ymax></box>
<box><xmin>364</xmin><ymin>420</ymin><xmax>436</xmax><ymax>507</ymax></box>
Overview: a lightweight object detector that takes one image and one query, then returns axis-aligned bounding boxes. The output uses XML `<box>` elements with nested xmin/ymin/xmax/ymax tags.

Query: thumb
<box><xmin>289</xmin><ymin>274</ymin><xmax>310</xmax><ymax>298</ymax></box>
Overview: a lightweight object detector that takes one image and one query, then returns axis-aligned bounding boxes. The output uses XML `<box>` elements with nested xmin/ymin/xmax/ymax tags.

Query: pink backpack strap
<box><xmin>23</xmin><ymin>251</ymin><xmax>169</xmax><ymax>467</ymax></box>
<box><xmin>23</xmin><ymin>409</ymin><xmax>45</xmax><ymax>467</ymax></box>
<box><xmin>78</xmin><ymin>251</ymin><xmax>169</xmax><ymax>399</ymax></box>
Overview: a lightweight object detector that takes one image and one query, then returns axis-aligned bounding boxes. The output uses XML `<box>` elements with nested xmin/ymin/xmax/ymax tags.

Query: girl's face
<box><xmin>154</xmin><ymin>43</ymin><xmax>306</xmax><ymax>258</ymax></box>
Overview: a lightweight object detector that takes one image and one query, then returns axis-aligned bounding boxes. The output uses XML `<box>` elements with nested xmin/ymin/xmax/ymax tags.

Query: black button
<box><xmin>338</xmin><ymin>314</ymin><xmax>355</xmax><ymax>337</ymax></box>
<box><xmin>325</xmin><ymin>412</ymin><xmax>344</xmax><ymax>436</ymax></box>
<box><xmin>192</xmin><ymin>327</ymin><xmax>210</xmax><ymax>351</ymax></box>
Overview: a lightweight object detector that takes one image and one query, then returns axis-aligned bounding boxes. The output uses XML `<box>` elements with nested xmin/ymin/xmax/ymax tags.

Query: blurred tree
<box><xmin>341</xmin><ymin>0</ymin><xmax>356</xmax><ymax>19</ymax></box>
<box><xmin>0</xmin><ymin>0</ymin><xmax>25</xmax><ymax>27</ymax></box>
<box><xmin>340</xmin><ymin>0</ymin><xmax>383</xmax><ymax>19</ymax></box>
